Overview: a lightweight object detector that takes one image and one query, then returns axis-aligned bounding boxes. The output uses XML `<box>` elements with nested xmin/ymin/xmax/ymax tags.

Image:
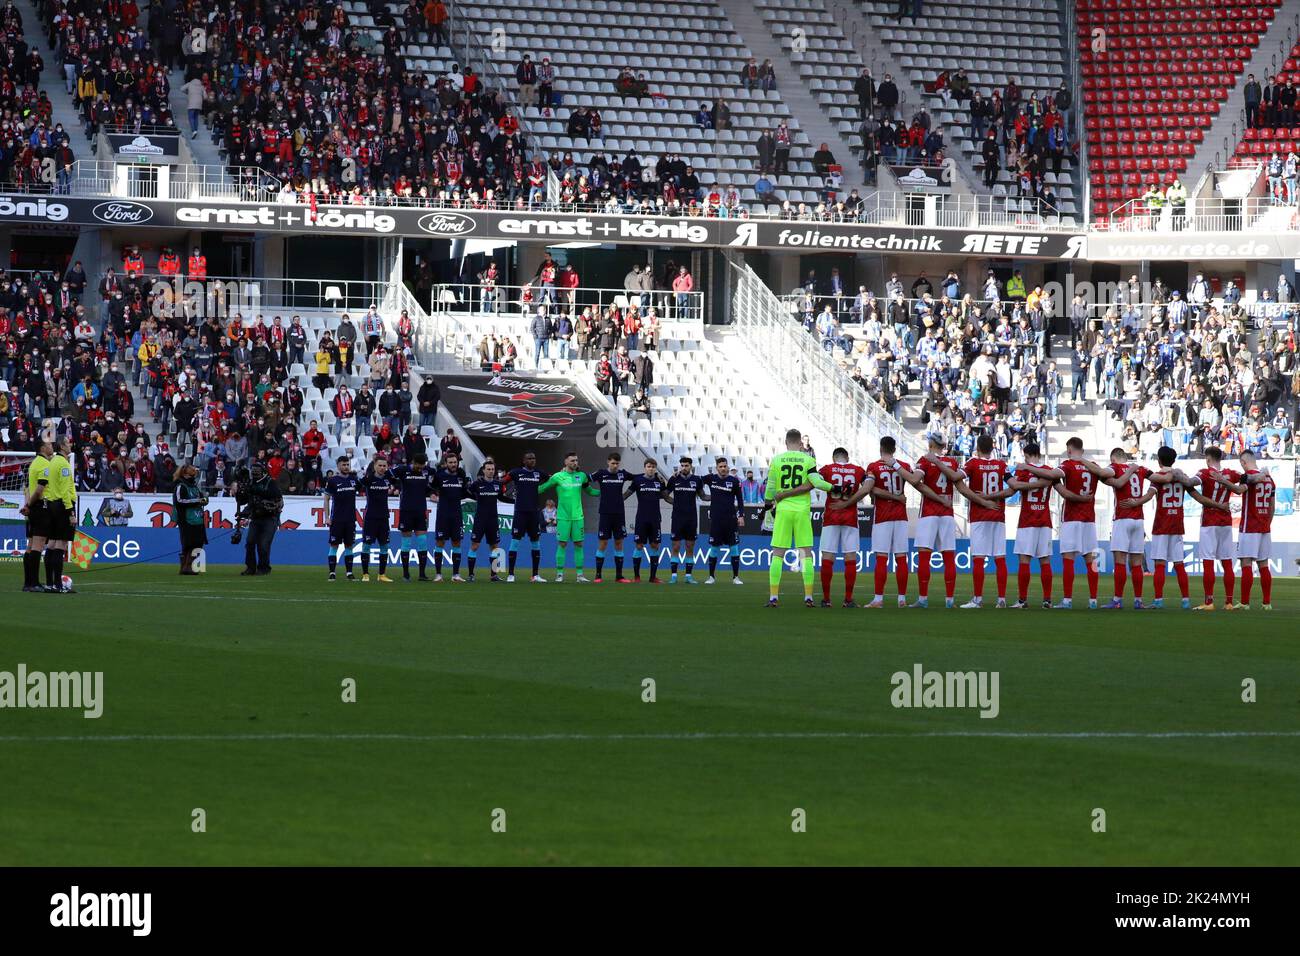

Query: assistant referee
<box><xmin>43</xmin><ymin>438</ymin><xmax>79</xmax><ymax>593</ymax></box>
<box><xmin>20</xmin><ymin>438</ymin><xmax>53</xmax><ymax>592</ymax></box>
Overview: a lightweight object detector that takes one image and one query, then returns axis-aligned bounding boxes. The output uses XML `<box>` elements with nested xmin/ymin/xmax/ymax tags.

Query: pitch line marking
<box><xmin>1</xmin><ymin>731</ymin><xmax>1298</xmax><ymax>744</ymax></box>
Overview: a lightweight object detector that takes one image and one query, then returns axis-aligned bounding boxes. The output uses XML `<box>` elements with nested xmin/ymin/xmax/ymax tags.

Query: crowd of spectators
<box><xmin>0</xmin><ymin>247</ymin><xmax>441</xmax><ymax>497</ymax></box>
<box><xmin>787</xmin><ymin>267</ymin><xmax>1299</xmax><ymax>467</ymax></box>
<box><xmin>0</xmin><ymin>0</ymin><xmax>77</xmax><ymax>189</ymax></box>
<box><xmin>467</xmin><ymin>256</ymin><xmax>698</xmax><ymax>415</ymax></box>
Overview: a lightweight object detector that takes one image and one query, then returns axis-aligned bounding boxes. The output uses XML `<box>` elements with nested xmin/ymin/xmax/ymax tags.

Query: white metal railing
<box><xmin>728</xmin><ymin>257</ymin><xmax>922</xmax><ymax>469</ymax></box>
<box><xmin>1095</xmin><ymin>194</ymin><xmax>1300</xmax><ymax>234</ymax></box>
<box><xmin>61</xmin><ymin>160</ymin><xmax>279</xmax><ymax>202</ymax></box>
<box><xmin>111</xmin><ymin>273</ymin><xmax>397</xmax><ymax>314</ymax></box>
<box><xmin>431</xmin><ymin>282</ymin><xmax>704</xmax><ymax>326</ymax></box>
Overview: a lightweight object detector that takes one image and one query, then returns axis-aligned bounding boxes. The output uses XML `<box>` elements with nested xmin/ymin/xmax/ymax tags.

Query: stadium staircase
<box><xmin>727</xmin><ymin>257</ymin><xmax>922</xmax><ymax>469</ymax></box>
<box><xmin>1228</xmin><ymin>1</ymin><xmax>1300</xmax><ymax>166</ymax></box>
<box><xmin>889</xmin><ymin>340</ymin><xmax>1112</xmax><ymax>461</ymax></box>
<box><xmin>853</xmin><ymin>0</ymin><xmax>1080</xmax><ymax>220</ymax></box>
<box><xmin>16</xmin><ymin>0</ymin><xmax>93</xmax><ymax>164</ymax></box>
<box><xmin>1081</xmin><ymin>0</ymin><xmax>1280</xmax><ymax>219</ymax></box>
<box><xmin>719</xmin><ymin>0</ymin><xmax>868</xmax><ymax>191</ymax></box>
<box><xmin>425</xmin><ymin>293</ymin><xmax>804</xmax><ymax>478</ymax></box>
<box><xmin>1193</xmin><ymin>0</ymin><xmax>1300</xmax><ymax>180</ymax></box>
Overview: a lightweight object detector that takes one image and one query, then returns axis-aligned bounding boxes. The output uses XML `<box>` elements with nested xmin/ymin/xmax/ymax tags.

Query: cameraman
<box><xmin>235</xmin><ymin>460</ymin><xmax>284</xmax><ymax>575</ymax></box>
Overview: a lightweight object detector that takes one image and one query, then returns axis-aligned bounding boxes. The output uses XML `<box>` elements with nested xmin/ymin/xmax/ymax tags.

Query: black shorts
<box><xmin>180</xmin><ymin>522</ymin><xmax>208</xmax><ymax>552</ymax></box>
<box><xmin>709</xmin><ymin>525</ymin><xmax>739</xmax><ymax>548</ymax></box>
<box><xmin>671</xmin><ymin>516</ymin><xmax>698</xmax><ymax>541</ymax></box>
<box><xmin>598</xmin><ymin>514</ymin><xmax>626</xmax><ymax>540</ymax></box>
<box><xmin>329</xmin><ymin>524</ymin><xmax>356</xmax><ymax>548</ymax></box>
<box><xmin>362</xmin><ymin>526</ymin><xmax>390</xmax><ymax>547</ymax></box>
<box><xmin>434</xmin><ymin>512</ymin><xmax>463</xmax><ymax>541</ymax></box>
<box><xmin>47</xmin><ymin>502</ymin><xmax>75</xmax><ymax>541</ymax></box>
<box><xmin>634</xmin><ymin>520</ymin><xmax>661</xmax><ymax>547</ymax></box>
<box><xmin>471</xmin><ymin>521</ymin><xmax>500</xmax><ymax>547</ymax></box>
<box><xmin>398</xmin><ymin>509</ymin><xmax>428</xmax><ymax>534</ymax></box>
<box><xmin>510</xmin><ymin>510</ymin><xmax>541</xmax><ymax>539</ymax></box>
<box><xmin>25</xmin><ymin>499</ymin><xmax>52</xmax><ymax>539</ymax></box>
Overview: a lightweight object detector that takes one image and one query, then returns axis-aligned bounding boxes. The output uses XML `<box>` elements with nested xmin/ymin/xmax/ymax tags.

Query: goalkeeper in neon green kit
<box><xmin>758</xmin><ymin>428</ymin><xmax>833</xmax><ymax>607</ymax></box>
<box><xmin>538</xmin><ymin>452</ymin><xmax>593</xmax><ymax>582</ymax></box>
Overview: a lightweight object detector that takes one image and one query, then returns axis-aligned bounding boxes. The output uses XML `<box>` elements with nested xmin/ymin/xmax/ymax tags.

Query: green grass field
<box><xmin>2</xmin><ymin>564</ymin><xmax>1298</xmax><ymax>865</ymax></box>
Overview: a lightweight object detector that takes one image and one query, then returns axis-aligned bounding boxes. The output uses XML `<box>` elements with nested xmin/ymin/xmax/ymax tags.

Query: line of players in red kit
<box><xmin>811</xmin><ymin>434</ymin><xmax>1278</xmax><ymax>610</ymax></box>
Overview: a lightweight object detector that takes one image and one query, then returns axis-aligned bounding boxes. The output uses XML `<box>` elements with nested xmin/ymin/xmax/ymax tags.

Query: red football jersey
<box><xmin>1014</xmin><ymin>465</ymin><xmax>1053</xmax><ymax>529</ymax></box>
<box><xmin>1110</xmin><ymin>462</ymin><xmax>1151</xmax><ymax>520</ymax></box>
<box><xmin>961</xmin><ymin>457</ymin><xmax>1008</xmax><ymax>524</ymax></box>
<box><xmin>819</xmin><ymin>462</ymin><xmax>867</xmax><ymax>528</ymax></box>
<box><xmin>1058</xmin><ymin>458</ymin><xmax>1097</xmax><ymax>523</ymax></box>
<box><xmin>916</xmin><ymin>455</ymin><xmax>958</xmax><ymax>518</ymax></box>
<box><xmin>1150</xmin><ymin>471</ymin><xmax>1187</xmax><ymax>536</ymax></box>
<box><xmin>1196</xmin><ymin>467</ymin><xmax>1239</xmax><ymax>527</ymax></box>
<box><xmin>1241</xmin><ymin>470</ymin><xmax>1276</xmax><ymax>534</ymax></box>
<box><xmin>866</xmin><ymin>458</ymin><xmax>911</xmax><ymax>523</ymax></box>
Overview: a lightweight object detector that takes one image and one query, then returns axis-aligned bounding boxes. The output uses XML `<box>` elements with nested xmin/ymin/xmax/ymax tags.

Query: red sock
<box><xmin>1203</xmin><ymin>563</ymin><xmax>1216</xmax><ymax>604</ymax></box>
<box><xmin>1062</xmin><ymin>558</ymin><xmax>1075</xmax><ymax>602</ymax></box>
<box><xmin>1131</xmin><ymin>562</ymin><xmax>1144</xmax><ymax>598</ymax></box>
<box><xmin>874</xmin><ymin>554</ymin><xmax>889</xmax><ymax>597</ymax></box>
<box><xmin>1261</xmin><ymin>566</ymin><xmax>1272</xmax><ymax>604</ymax></box>
<box><xmin>973</xmin><ymin>557</ymin><xmax>986</xmax><ymax>598</ymax></box>
<box><xmin>820</xmin><ymin>558</ymin><xmax>835</xmax><ymax>602</ymax></box>
<box><xmin>1174</xmin><ymin>563</ymin><xmax>1189</xmax><ymax>600</ymax></box>
<box><xmin>844</xmin><ymin>560</ymin><xmax>857</xmax><ymax>602</ymax></box>
<box><xmin>994</xmin><ymin>556</ymin><xmax>1008</xmax><ymax>599</ymax></box>
<box><xmin>1153</xmin><ymin>563</ymin><xmax>1166</xmax><ymax>599</ymax></box>
<box><xmin>894</xmin><ymin>554</ymin><xmax>909</xmax><ymax>599</ymax></box>
<box><xmin>1221</xmin><ymin>559</ymin><xmax>1235</xmax><ymax>603</ymax></box>
<box><xmin>1017</xmin><ymin>557</ymin><xmax>1031</xmax><ymax>602</ymax></box>
<box><xmin>942</xmin><ymin>550</ymin><xmax>957</xmax><ymax>599</ymax></box>
<box><xmin>1086</xmin><ymin>559</ymin><xmax>1099</xmax><ymax>599</ymax></box>
<box><xmin>1114</xmin><ymin>562</ymin><xmax>1128</xmax><ymax>598</ymax></box>
<box><xmin>1241</xmin><ymin>564</ymin><xmax>1254</xmax><ymax>605</ymax></box>
<box><xmin>917</xmin><ymin>550</ymin><xmax>932</xmax><ymax>598</ymax></box>
<box><xmin>1039</xmin><ymin>563</ymin><xmax>1053</xmax><ymax>602</ymax></box>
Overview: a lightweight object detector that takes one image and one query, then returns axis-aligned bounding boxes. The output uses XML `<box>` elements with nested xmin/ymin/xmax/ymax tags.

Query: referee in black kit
<box><xmin>20</xmin><ymin>438</ymin><xmax>54</xmax><ymax>592</ymax></box>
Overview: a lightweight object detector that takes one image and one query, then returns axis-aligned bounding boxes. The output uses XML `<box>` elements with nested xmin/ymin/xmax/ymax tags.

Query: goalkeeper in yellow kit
<box><xmin>758</xmin><ymin>428</ymin><xmax>833</xmax><ymax>607</ymax></box>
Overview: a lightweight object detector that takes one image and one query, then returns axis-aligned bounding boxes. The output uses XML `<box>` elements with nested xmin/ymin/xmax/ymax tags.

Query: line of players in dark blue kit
<box><xmin>319</xmin><ymin>449</ymin><xmax>749</xmax><ymax>585</ymax></box>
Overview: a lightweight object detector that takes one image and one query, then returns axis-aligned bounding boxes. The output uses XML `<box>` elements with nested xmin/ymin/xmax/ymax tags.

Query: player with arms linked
<box><xmin>431</xmin><ymin>452</ymin><xmax>470</xmax><ymax>582</ymax></box>
<box><xmin>760</xmin><ymin>429</ymin><xmax>834</xmax><ymax>607</ymax></box>
<box><xmin>665</xmin><ymin>456</ymin><xmax>704</xmax><ymax>583</ymax></box>
<box><xmin>701</xmin><ymin>457</ymin><xmax>745</xmax><ymax>584</ymax></box>
<box><xmin>502</xmin><ymin>451</ymin><xmax>548</xmax><ymax>583</ymax></box>
<box><xmin>323</xmin><ymin>456</ymin><xmax>360</xmax><ymax>580</ymax></box>
<box><xmin>626</xmin><ymin>458</ymin><xmax>667</xmax><ymax>582</ymax></box>
<box><xmin>358</xmin><ymin>457</ymin><xmax>396</xmax><ymax>582</ymax></box>
<box><xmin>466</xmin><ymin>459</ymin><xmax>507</xmax><ymax>582</ymax></box>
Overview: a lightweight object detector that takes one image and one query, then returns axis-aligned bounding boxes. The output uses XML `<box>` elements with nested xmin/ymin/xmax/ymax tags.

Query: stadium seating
<box><xmin>853</xmin><ymin>0</ymin><xmax>1079</xmax><ymax>219</ymax></box>
<box><xmin>1080</xmin><ymin>0</ymin><xmax>1278</xmax><ymax>219</ymax></box>
<box><xmin>444</xmin><ymin>0</ymin><xmax>832</xmax><ymax>209</ymax></box>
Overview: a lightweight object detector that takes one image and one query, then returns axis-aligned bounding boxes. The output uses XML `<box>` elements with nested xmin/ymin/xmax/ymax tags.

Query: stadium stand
<box><xmin>429</xmin><ymin>277</ymin><xmax>826</xmax><ymax>479</ymax></box>
<box><xmin>448</xmin><ymin>0</ymin><xmax>841</xmax><ymax>212</ymax></box>
<box><xmin>854</xmin><ymin>0</ymin><xmax>1079</xmax><ymax>220</ymax></box>
<box><xmin>1080</xmin><ymin>0</ymin><xmax>1279</xmax><ymax>219</ymax></box>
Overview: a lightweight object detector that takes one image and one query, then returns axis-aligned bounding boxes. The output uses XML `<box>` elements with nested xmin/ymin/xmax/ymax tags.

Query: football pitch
<box><xmin>2</xmin><ymin>565</ymin><xmax>1298</xmax><ymax>866</ymax></box>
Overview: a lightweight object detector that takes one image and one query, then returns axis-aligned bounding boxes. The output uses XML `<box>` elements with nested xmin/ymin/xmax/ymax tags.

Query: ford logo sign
<box><xmin>91</xmin><ymin>201</ymin><xmax>155</xmax><ymax>225</ymax></box>
<box><xmin>416</xmin><ymin>212</ymin><xmax>475</xmax><ymax>236</ymax></box>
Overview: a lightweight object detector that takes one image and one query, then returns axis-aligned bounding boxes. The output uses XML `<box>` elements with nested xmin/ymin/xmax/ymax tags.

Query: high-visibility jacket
<box><xmin>188</xmin><ymin>254</ymin><xmax>207</xmax><ymax>279</ymax></box>
<box><xmin>158</xmin><ymin>253</ymin><xmax>181</xmax><ymax>276</ymax></box>
<box><xmin>123</xmin><ymin>252</ymin><xmax>144</xmax><ymax>275</ymax></box>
